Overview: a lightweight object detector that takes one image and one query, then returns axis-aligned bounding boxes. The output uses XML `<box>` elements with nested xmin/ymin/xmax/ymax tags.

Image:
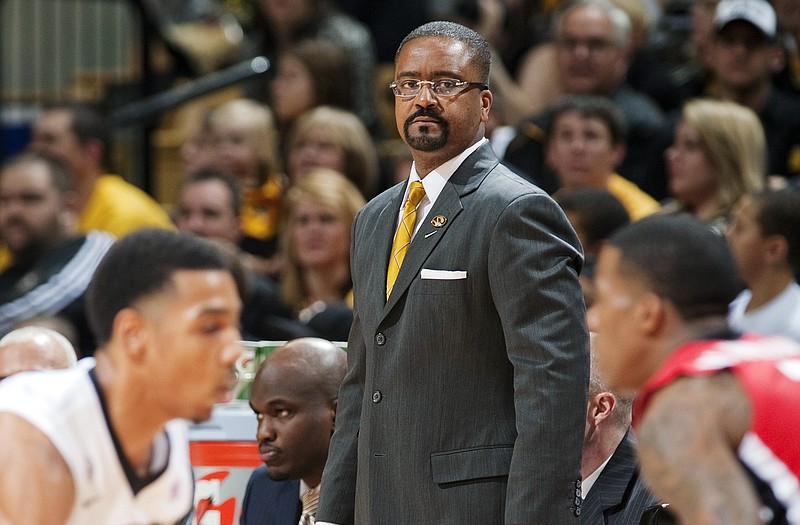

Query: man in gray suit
<box><xmin>317</xmin><ymin>21</ymin><xmax>589</xmax><ymax>525</ymax></box>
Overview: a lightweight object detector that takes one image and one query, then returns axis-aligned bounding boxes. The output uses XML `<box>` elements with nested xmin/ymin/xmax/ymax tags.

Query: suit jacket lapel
<box><xmin>380</xmin><ymin>143</ymin><xmax>499</xmax><ymax>317</ymax></box>
<box><xmin>362</xmin><ymin>190</ymin><xmax>403</xmax><ymax>317</ymax></box>
<box><xmin>382</xmin><ymin>182</ymin><xmax>463</xmax><ymax>316</ymax></box>
<box><xmin>589</xmin><ymin>431</ymin><xmax>639</xmax><ymax>522</ymax></box>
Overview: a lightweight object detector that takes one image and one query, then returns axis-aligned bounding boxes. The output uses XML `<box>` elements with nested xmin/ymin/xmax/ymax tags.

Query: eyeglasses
<box><xmin>389</xmin><ymin>78</ymin><xmax>488</xmax><ymax>98</ymax></box>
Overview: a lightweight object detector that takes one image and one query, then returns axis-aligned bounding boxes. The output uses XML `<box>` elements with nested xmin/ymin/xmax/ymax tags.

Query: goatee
<box><xmin>404</xmin><ymin>109</ymin><xmax>449</xmax><ymax>151</ymax></box>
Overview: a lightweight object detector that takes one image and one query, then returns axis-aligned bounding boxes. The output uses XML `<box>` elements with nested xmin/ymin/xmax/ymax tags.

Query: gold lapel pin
<box><xmin>431</xmin><ymin>215</ymin><xmax>447</xmax><ymax>228</ymax></box>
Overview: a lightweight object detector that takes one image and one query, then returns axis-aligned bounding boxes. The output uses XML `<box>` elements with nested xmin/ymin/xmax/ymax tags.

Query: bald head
<box><xmin>250</xmin><ymin>338</ymin><xmax>347</xmax><ymax>485</ymax></box>
<box><xmin>255</xmin><ymin>338</ymin><xmax>347</xmax><ymax>403</ymax></box>
<box><xmin>0</xmin><ymin>326</ymin><xmax>78</xmax><ymax>377</ymax></box>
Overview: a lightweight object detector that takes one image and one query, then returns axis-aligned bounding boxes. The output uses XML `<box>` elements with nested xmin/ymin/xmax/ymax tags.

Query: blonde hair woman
<box><xmin>285</xmin><ymin>105</ymin><xmax>380</xmax><ymax>198</ymax></box>
<box><xmin>663</xmin><ymin>98</ymin><xmax>766</xmax><ymax>232</ymax></box>
<box><xmin>278</xmin><ymin>168</ymin><xmax>366</xmax><ymax>341</ymax></box>
<box><xmin>210</xmin><ymin>98</ymin><xmax>281</xmax><ymax>188</ymax></box>
<box><xmin>209</xmin><ymin>98</ymin><xmax>286</xmax><ymax>271</ymax></box>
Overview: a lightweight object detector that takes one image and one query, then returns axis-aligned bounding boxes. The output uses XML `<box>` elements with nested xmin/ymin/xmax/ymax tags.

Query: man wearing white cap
<box><xmin>706</xmin><ymin>0</ymin><xmax>800</xmax><ymax>180</ymax></box>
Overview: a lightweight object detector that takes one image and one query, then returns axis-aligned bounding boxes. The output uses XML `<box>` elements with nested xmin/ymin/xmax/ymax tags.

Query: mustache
<box><xmin>404</xmin><ymin>108</ymin><xmax>446</xmax><ymax>127</ymax></box>
<box><xmin>0</xmin><ymin>216</ymin><xmax>30</xmax><ymax>232</ymax></box>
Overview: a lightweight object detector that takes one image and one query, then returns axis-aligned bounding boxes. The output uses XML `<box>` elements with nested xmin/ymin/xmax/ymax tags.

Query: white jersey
<box><xmin>0</xmin><ymin>359</ymin><xmax>194</xmax><ymax>524</ymax></box>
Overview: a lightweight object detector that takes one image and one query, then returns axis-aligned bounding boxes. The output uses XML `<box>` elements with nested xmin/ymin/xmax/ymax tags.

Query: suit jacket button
<box><xmin>574</xmin><ymin>507</ymin><xmax>581</xmax><ymax>517</ymax></box>
<box><xmin>372</xmin><ymin>390</ymin><xmax>382</xmax><ymax>403</ymax></box>
<box><xmin>375</xmin><ymin>333</ymin><xmax>386</xmax><ymax>345</ymax></box>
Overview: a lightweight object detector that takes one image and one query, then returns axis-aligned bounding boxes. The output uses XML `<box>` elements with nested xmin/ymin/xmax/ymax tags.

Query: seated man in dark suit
<box><xmin>240</xmin><ymin>338</ymin><xmax>347</xmax><ymax>525</ymax></box>
<box><xmin>582</xmin><ymin>335</ymin><xmax>659</xmax><ymax>524</ymax></box>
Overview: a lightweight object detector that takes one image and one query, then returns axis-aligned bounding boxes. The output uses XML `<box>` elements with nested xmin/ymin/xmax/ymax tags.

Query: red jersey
<box><xmin>634</xmin><ymin>334</ymin><xmax>800</xmax><ymax>524</ymax></box>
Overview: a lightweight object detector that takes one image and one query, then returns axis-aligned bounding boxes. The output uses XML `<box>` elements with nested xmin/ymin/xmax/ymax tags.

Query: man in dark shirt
<box><xmin>504</xmin><ymin>0</ymin><xmax>672</xmax><ymax>200</ymax></box>
<box><xmin>0</xmin><ymin>152</ymin><xmax>114</xmax><ymax>355</ymax></box>
<box><xmin>706</xmin><ymin>0</ymin><xmax>800</xmax><ymax>181</ymax></box>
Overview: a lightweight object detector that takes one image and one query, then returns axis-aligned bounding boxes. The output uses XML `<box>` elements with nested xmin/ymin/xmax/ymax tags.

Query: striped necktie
<box><xmin>386</xmin><ymin>181</ymin><xmax>426</xmax><ymax>298</ymax></box>
<box><xmin>299</xmin><ymin>485</ymin><xmax>320</xmax><ymax>525</ymax></box>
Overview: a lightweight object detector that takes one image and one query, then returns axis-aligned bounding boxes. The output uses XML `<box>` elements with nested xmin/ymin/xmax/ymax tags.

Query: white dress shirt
<box><xmin>395</xmin><ymin>138</ymin><xmax>487</xmax><ymax>239</ymax></box>
<box><xmin>581</xmin><ymin>453</ymin><xmax>613</xmax><ymax>498</ymax></box>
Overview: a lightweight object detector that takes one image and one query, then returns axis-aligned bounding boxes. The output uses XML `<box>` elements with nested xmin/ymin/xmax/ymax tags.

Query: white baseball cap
<box><xmin>714</xmin><ymin>0</ymin><xmax>777</xmax><ymax>39</ymax></box>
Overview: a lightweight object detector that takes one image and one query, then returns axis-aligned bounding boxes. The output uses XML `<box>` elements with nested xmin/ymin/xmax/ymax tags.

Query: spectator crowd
<box><xmin>2</xmin><ymin>0</ymin><xmax>799</xmax><ymax>356</ymax></box>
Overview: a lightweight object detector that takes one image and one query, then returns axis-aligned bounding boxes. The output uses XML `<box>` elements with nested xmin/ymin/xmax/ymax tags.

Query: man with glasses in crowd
<box><xmin>504</xmin><ymin>0</ymin><xmax>672</xmax><ymax>200</ymax></box>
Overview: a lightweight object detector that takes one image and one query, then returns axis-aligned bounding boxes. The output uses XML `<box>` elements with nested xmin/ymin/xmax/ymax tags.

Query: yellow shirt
<box><xmin>241</xmin><ymin>177</ymin><xmax>283</xmax><ymax>242</ymax></box>
<box><xmin>0</xmin><ymin>248</ymin><xmax>11</xmax><ymax>273</ymax></box>
<box><xmin>607</xmin><ymin>174</ymin><xmax>660</xmax><ymax>221</ymax></box>
<box><xmin>0</xmin><ymin>175</ymin><xmax>173</xmax><ymax>272</ymax></box>
<box><xmin>78</xmin><ymin>174</ymin><xmax>174</xmax><ymax>237</ymax></box>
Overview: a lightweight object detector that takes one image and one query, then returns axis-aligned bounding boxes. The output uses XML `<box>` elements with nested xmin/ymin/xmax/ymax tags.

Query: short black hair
<box><xmin>396</xmin><ymin>21</ymin><xmax>492</xmax><ymax>84</ymax></box>
<box><xmin>608</xmin><ymin>215</ymin><xmax>743</xmax><ymax>321</ymax></box>
<box><xmin>555</xmin><ymin>188</ymin><xmax>630</xmax><ymax>249</ymax></box>
<box><xmin>751</xmin><ymin>188</ymin><xmax>800</xmax><ymax>277</ymax></box>
<box><xmin>182</xmin><ymin>167</ymin><xmax>243</xmax><ymax>217</ymax></box>
<box><xmin>1</xmin><ymin>151</ymin><xmax>74</xmax><ymax>194</ymax></box>
<box><xmin>548</xmin><ymin>94</ymin><xmax>627</xmax><ymax>145</ymax></box>
<box><xmin>86</xmin><ymin>229</ymin><xmax>232</xmax><ymax>346</ymax></box>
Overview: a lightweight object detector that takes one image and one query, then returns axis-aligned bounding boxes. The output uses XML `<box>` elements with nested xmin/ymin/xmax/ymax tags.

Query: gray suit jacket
<box><xmin>317</xmin><ymin>143</ymin><xmax>589</xmax><ymax>525</ymax></box>
<box><xmin>581</xmin><ymin>431</ymin><xmax>659</xmax><ymax>525</ymax></box>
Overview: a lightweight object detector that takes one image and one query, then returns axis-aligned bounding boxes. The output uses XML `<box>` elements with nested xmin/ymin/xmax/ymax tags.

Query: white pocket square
<box><xmin>420</xmin><ymin>269</ymin><xmax>467</xmax><ymax>280</ymax></box>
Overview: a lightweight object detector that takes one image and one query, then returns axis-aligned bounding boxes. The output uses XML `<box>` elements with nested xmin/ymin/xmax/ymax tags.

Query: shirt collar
<box><xmin>406</xmin><ymin>138</ymin><xmax>487</xmax><ymax>205</ymax></box>
<box><xmin>299</xmin><ymin>479</ymin><xmax>315</xmax><ymax>499</ymax></box>
<box><xmin>581</xmin><ymin>452</ymin><xmax>613</xmax><ymax>498</ymax></box>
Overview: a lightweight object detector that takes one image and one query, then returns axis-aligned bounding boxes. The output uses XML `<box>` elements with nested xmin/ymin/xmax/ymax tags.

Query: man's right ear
<box><xmin>112</xmin><ymin>308</ymin><xmax>148</xmax><ymax>361</ymax></box>
<box><xmin>83</xmin><ymin>138</ymin><xmax>105</xmax><ymax>167</ymax></box>
<box><xmin>636</xmin><ymin>291</ymin><xmax>666</xmax><ymax>338</ymax></box>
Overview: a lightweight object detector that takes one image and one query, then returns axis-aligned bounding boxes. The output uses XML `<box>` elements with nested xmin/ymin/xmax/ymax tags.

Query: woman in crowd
<box><xmin>209</xmin><ymin>98</ymin><xmax>286</xmax><ymax>273</ymax></box>
<box><xmin>285</xmin><ymin>105</ymin><xmax>380</xmax><ymax>198</ymax></box>
<box><xmin>278</xmin><ymin>167</ymin><xmax>365</xmax><ymax>341</ymax></box>
<box><xmin>269</xmin><ymin>38</ymin><xmax>354</xmax><ymax>139</ymax></box>
<box><xmin>248</xmin><ymin>0</ymin><xmax>376</xmax><ymax>127</ymax></box>
<box><xmin>661</xmin><ymin>98</ymin><xmax>765</xmax><ymax>232</ymax></box>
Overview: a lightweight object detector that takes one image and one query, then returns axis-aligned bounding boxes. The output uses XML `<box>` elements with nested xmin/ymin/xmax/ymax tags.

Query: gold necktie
<box><xmin>299</xmin><ymin>485</ymin><xmax>320</xmax><ymax>525</ymax></box>
<box><xmin>386</xmin><ymin>181</ymin><xmax>426</xmax><ymax>298</ymax></box>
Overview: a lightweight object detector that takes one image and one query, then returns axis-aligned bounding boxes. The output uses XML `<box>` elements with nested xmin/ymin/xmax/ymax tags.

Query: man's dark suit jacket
<box><xmin>239</xmin><ymin>466</ymin><xmax>301</xmax><ymax>525</ymax></box>
<box><xmin>317</xmin><ymin>142</ymin><xmax>589</xmax><ymax>525</ymax></box>
<box><xmin>581</xmin><ymin>431</ymin><xmax>659</xmax><ymax>525</ymax></box>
